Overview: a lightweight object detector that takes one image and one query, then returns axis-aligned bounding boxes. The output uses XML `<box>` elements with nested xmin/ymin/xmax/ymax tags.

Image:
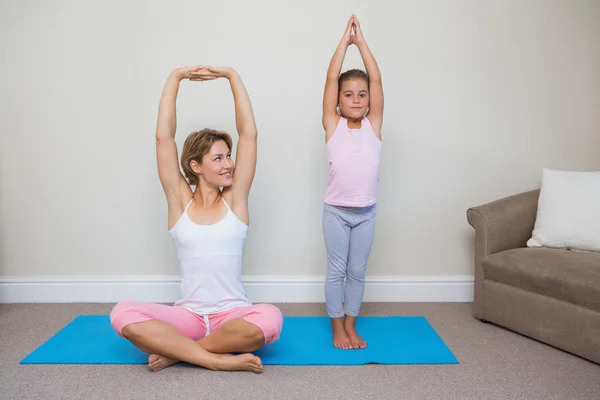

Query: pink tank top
<box><xmin>324</xmin><ymin>117</ymin><xmax>382</xmax><ymax>207</ymax></box>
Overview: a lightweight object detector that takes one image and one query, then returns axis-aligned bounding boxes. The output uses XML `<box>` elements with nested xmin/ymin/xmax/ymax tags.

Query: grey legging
<box><xmin>322</xmin><ymin>203</ymin><xmax>377</xmax><ymax>318</ymax></box>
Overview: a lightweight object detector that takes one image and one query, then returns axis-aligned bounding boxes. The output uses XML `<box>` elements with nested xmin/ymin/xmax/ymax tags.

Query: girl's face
<box><xmin>338</xmin><ymin>78</ymin><xmax>369</xmax><ymax>119</ymax></box>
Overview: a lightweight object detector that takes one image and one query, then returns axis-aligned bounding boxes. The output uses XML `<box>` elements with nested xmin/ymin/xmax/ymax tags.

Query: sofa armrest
<box><xmin>466</xmin><ymin>189</ymin><xmax>540</xmax><ymax>318</ymax></box>
<box><xmin>467</xmin><ymin>189</ymin><xmax>540</xmax><ymax>255</ymax></box>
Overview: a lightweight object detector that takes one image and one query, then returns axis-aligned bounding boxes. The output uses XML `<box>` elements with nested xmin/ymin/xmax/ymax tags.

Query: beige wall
<box><xmin>1</xmin><ymin>0</ymin><xmax>599</xmax><ymax>278</ymax></box>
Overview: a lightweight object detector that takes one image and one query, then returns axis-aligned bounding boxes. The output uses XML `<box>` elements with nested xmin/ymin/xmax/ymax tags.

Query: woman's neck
<box><xmin>193</xmin><ymin>184</ymin><xmax>222</xmax><ymax>207</ymax></box>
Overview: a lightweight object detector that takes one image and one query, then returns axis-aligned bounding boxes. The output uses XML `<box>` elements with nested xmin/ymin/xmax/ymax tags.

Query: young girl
<box><xmin>109</xmin><ymin>65</ymin><xmax>283</xmax><ymax>372</ymax></box>
<box><xmin>322</xmin><ymin>15</ymin><xmax>384</xmax><ymax>350</ymax></box>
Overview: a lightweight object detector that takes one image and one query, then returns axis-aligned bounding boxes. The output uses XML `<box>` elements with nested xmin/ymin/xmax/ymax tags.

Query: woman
<box><xmin>110</xmin><ymin>65</ymin><xmax>283</xmax><ymax>373</ymax></box>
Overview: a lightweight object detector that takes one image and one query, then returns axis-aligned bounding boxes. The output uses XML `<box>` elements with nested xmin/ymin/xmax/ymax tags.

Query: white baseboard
<box><xmin>0</xmin><ymin>275</ymin><xmax>474</xmax><ymax>303</ymax></box>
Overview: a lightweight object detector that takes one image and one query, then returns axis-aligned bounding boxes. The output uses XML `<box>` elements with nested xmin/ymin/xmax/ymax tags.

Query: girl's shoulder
<box><xmin>363</xmin><ymin>116</ymin><xmax>382</xmax><ymax>142</ymax></box>
<box><xmin>325</xmin><ymin>115</ymin><xmax>344</xmax><ymax>143</ymax></box>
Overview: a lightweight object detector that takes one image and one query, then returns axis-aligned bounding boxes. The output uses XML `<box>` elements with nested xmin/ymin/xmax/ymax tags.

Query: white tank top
<box><xmin>169</xmin><ymin>197</ymin><xmax>252</xmax><ymax>315</ymax></box>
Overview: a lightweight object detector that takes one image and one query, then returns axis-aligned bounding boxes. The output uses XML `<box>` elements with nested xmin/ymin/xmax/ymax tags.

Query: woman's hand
<box><xmin>185</xmin><ymin>65</ymin><xmax>235</xmax><ymax>81</ymax></box>
<box><xmin>203</xmin><ymin>66</ymin><xmax>235</xmax><ymax>79</ymax></box>
<box><xmin>172</xmin><ymin>65</ymin><xmax>218</xmax><ymax>81</ymax></box>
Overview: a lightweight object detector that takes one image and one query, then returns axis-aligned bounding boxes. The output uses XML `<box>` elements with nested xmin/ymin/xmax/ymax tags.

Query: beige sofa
<box><xmin>467</xmin><ymin>189</ymin><xmax>600</xmax><ymax>364</ymax></box>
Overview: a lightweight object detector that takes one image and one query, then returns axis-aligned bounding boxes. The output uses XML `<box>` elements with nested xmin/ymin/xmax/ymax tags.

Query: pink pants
<box><xmin>110</xmin><ymin>301</ymin><xmax>283</xmax><ymax>344</ymax></box>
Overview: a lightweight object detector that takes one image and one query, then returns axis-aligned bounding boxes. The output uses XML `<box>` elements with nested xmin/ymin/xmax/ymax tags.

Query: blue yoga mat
<box><xmin>21</xmin><ymin>315</ymin><xmax>458</xmax><ymax>365</ymax></box>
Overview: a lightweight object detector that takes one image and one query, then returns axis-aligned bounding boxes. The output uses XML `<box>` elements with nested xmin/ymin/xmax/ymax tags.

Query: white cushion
<box><xmin>527</xmin><ymin>168</ymin><xmax>600</xmax><ymax>253</ymax></box>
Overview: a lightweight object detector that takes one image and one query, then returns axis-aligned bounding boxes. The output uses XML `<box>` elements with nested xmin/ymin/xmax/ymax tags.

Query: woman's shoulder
<box><xmin>221</xmin><ymin>188</ymin><xmax>249</xmax><ymax>227</ymax></box>
<box><xmin>221</xmin><ymin>188</ymin><xmax>233</xmax><ymax>205</ymax></box>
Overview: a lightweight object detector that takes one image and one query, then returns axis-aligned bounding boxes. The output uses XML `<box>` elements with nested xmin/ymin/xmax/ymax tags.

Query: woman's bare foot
<box><xmin>344</xmin><ymin>316</ymin><xmax>367</xmax><ymax>349</ymax></box>
<box><xmin>331</xmin><ymin>318</ymin><xmax>351</xmax><ymax>349</ymax></box>
<box><xmin>148</xmin><ymin>354</ymin><xmax>178</xmax><ymax>372</ymax></box>
<box><xmin>148</xmin><ymin>352</ymin><xmax>262</xmax><ymax>373</ymax></box>
<box><xmin>214</xmin><ymin>353</ymin><xmax>263</xmax><ymax>373</ymax></box>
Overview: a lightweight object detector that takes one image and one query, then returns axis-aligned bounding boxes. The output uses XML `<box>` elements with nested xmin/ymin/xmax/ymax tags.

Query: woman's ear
<box><xmin>190</xmin><ymin>160</ymin><xmax>202</xmax><ymax>175</ymax></box>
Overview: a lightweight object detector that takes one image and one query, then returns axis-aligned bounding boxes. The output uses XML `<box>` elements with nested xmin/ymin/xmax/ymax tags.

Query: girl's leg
<box><xmin>323</xmin><ymin>204</ymin><xmax>352</xmax><ymax>349</ymax></box>
<box><xmin>148</xmin><ymin>304</ymin><xmax>283</xmax><ymax>371</ymax></box>
<box><xmin>110</xmin><ymin>301</ymin><xmax>262</xmax><ymax>373</ymax></box>
<box><xmin>344</xmin><ymin>205</ymin><xmax>377</xmax><ymax>349</ymax></box>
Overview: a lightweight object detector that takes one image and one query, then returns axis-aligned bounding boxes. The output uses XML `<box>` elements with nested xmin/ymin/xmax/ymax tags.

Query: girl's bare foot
<box><xmin>148</xmin><ymin>354</ymin><xmax>178</xmax><ymax>372</ymax></box>
<box><xmin>331</xmin><ymin>318</ymin><xmax>351</xmax><ymax>349</ymax></box>
<box><xmin>344</xmin><ymin>316</ymin><xmax>367</xmax><ymax>349</ymax></box>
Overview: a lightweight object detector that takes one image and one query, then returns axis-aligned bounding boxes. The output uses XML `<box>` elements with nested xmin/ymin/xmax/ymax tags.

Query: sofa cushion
<box><xmin>527</xmin><ymin>168</ymin><xmax>600</xmax><ymax>253</ymax></box>
<box><xmin>483</xmin><ymin>247</ymin><xmax>600</xmax><ymax>312</ymax></box>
